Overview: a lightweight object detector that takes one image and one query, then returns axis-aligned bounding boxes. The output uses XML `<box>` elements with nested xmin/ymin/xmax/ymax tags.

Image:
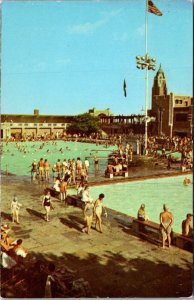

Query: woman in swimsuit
<box><xmin>82</xmin><ymin>200</ymin><xmax>94</xmax><ymax>234</ymax></box>
<box><xmin>42</xmin><ymin>191</ymin><xmax>53</xmax><ymax>222</ymax></box>
<box><xmin>94</xmin><ymin>193</ymin><xmax>107</xmax><ymax>233</ymax></box>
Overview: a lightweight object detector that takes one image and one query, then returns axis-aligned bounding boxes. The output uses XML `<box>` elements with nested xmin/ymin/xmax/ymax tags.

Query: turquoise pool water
<box><xmin>89</xmin><ymin>174</ymin><xmax>193</xmax><ymax>234</ymax></box>
<box><xmin>1</xmin><ymin>141</ymin><xmax>192</xmax><ymax>234</ymax></box>
<box><xmin>1</xmin><ymin>141</ymin><xmax>117</xmax><ymax>176</ymax></box>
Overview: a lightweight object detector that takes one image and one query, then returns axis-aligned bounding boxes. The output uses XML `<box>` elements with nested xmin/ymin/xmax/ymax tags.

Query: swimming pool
<box><xmin>1</xmin><ymin>141</ymin><xmax>117</xmax><ymax>176</ymax></box>
<box><xmin>89</xmin><ymin>174</ymin><xmax>193</xmax><ymax>234</ymax></box>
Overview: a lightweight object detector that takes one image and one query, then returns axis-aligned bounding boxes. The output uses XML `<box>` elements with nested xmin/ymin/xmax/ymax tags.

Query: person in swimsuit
<box><xmin>31</xmin><ymin>159</ymin><xmax>37</xmax><ymax>181</ymax></box>
<box><xmin>11</xmin><ymin>195</ymin><xmax>22</xmax><ymax>224</ymax></box>
<box><xmin>183</xmin><ymin>177</ymin><xmax>191</xmax><ymax>186</ymax></box>
<box><xmin>59</xmin><ymin>179</ymin><xmax>67</xmax><ymax>202</ymax></box>
<box><xmin>42</xmin><ymin>191</ymin><xmax>53</xmax><ymax>222</ymax></box>
<box><xmin>38</xmin><ymin>158</ymin><xmax>44</xmax><ymax>181</ymax></box>
<box><xmin>94</xmin><ymin>157</ymin><xmax>99</xmax><ymax>172</ymax></box>
<box><xmin>137</xmin><ymin>204</ymin><xmax>149</xmax><ymax>221</ymax></box>
<box><xmin>44</xmin><ymin>159</ymin><xmax>50</xmax><ymax>181</ymax></box>
<box><xmin>82</xmin><ymin>199</ymin><xmax>94</xmax><ymax>234</ymax></box>
<box><xmin>94</xmin><ymin>193</ymin><xmax>107</xmax><ymax>233</ymax></box>
<box><xmin>182</xmin><ymin>214</ymin><xmax>193</xmax><ymax>237</ymax></box>
<box><xmin>159</xmin><ymin>204</ymin><xmax>174</xmax><ymax>249</ymax></box>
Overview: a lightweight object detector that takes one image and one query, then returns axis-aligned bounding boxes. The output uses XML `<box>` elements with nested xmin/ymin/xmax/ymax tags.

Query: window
<box><xmin>175</xmin><ymin>114</ymin><xmax>187</xmax><ymax>122</ymax></box>
<box><xmin>175</xmin><ymin>99</ymin><xmax>183</xmax><ymax>104</ymax></box>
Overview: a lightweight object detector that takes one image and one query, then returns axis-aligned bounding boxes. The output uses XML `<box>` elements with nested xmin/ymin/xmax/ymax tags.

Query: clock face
<box><xmin>158</xmin><ymin>76</ymin><xmax>162</xmax><ymax>86</ymax></box>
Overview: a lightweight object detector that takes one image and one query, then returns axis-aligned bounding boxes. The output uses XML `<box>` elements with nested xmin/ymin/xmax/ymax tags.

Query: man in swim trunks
<box><xmin>182</xmin><ymin>214</ymin><xmax>193</xmax><ymax>237</ymax></box>
<box><xmin>160</xmin><ymin>204</ymin><xmax>174</xmax><ymax>249</ymax></box>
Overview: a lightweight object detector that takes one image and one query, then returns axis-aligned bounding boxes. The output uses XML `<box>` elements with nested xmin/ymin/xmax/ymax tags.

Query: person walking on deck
<box><xmin>11</xmin><ymin>195</ymin><xmax>22</xmax><ymax>224</ymax></box>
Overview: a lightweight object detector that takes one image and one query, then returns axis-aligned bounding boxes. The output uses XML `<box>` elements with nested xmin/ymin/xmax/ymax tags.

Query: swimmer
<box><xmin>183</xmin><ymin>177</ymin><xmax>191</xmax><ymax>186</ymax></box>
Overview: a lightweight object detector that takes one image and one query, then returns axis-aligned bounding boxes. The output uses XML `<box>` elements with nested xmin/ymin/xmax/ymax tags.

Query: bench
<box><xmin>48</xmin><ymin>188</ymin><xmax>60</xmax><ymax>199</ymax></box>
<box><xmin>132</xmin><ymin>218</ymin><xmax>193</xmax><ymax>252</ymax></box>
<box><xmin>132</xmin><ymin>219</ymin><xmax>161</xmax><ymax>244</ymax></box>
<box><xmin>66</xmin><ymin>195</ymin><xmax>84</xmax><ymax>209</ymax></box>
<box><xmin>106</xmin><ymin>171</ymin><xmax>129</xmax><ymax>178</ymax></box>
<box><xmin>174</xmin><ymin>234</ymin><xmax>193</xmax><ymax>252</ymax></box>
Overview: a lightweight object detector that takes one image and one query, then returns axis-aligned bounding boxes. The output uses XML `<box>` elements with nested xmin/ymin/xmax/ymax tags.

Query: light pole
<box><xmin>136</xmin><ymin>54</ymin><xmax>156</xmax><ymax>154</ymax></box>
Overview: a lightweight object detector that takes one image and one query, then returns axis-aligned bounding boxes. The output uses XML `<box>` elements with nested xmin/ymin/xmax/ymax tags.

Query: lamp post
<box><xmin>136</xmin><ymin>54</ymin><xmax>156</xmax><ymax>154</ymax></box>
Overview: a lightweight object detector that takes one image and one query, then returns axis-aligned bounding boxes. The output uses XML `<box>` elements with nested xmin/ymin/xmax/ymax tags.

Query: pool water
<box><xmin>1</xmin><ymin>141</ymin><xmax>117</xmax><ymax>176</ymax></box>
<box><xmin>1</xmin><ymin>141</ymin><xmax>192</xmax><ymax>234</ymax></box>
<box><xmin>89</xmin><ymin>174</ymin><xmax>193</xmax><ymax>234</ymax></box>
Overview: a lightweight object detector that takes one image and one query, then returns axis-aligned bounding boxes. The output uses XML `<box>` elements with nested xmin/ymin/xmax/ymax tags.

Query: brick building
<box><xmin>150</xmin><ymin>65</ymin><xmax>192</xmax><ymax>137</ymax></box>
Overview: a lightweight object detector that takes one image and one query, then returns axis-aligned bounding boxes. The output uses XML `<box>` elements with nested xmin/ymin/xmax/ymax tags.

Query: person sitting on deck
<box><xmin>137</xmin><ymin>204</ymin><xmax>149</xmax><ymax>221</ymax></box>
<box><xmin>113</xmin><ymin>163</ymin><xmax>120</xmax><ymax>176</ymax></box>
<box><xmin>82</xmin><ymin>186</ymin><xmax>93</xmax><ymax>204</ymax></box>
<box><xmin>182</xmin><ymin>214</ymin><xmax>193</xmax><ymax>238</ymax></box>
<box><xmin>53</xmin><ymin>177</ymin><xmax>60</xmax><ymax>192</ymax></box>
<box><xmin>105</xmin><ymin>163</ymin><xmax>114</xmax><ymax>177</ymax></box>
<box><xmin>1</xmin><ymin>224</ymin><xmax>16</xmax><ymax>252</ymax></box>
<box><xmin>7</xmin><ymin>239</ymin><xmax>28</xmax><ymax>264</ymax></box>
<box><xmin>77</xmin><ymin>182</ymin><xmax>85</xmax><ymax>197</ymax></box>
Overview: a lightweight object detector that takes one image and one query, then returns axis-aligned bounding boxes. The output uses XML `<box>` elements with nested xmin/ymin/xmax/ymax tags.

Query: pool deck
<box><xmin>1</xmin><ymin>160</ymin><xmax>193</xmax><ymax>298</ymax></box>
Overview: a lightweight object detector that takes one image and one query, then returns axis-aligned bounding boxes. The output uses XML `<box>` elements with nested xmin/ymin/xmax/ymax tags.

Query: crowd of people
<box><xmin>30</xmin><ymin>156</ymin><xmax>93</xmax><ymax>185</ymax></box>
<box><xmin>1</xmin><ymin>223</ymin><xmax>28</xmax><ymax>269</ymax></box>
<box><xmin>1</xmin><ymin>134</ymin><xmax>193</xmax><ymax>296</ymax></box>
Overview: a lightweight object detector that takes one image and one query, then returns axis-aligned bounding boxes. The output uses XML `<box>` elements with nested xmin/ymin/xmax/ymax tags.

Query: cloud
<box><xmin>67</xmin><ymin>8</ymin><xmax>123</xmax><ymax>35</ymax></box>
<box><xmin>136</xmin><ymin>24</ymin><xmax>145</xmax><ymax>37</ymax></box>
<box><xmin>113</xmin><ymin>32</ymin><xmax>129</xmax><ymax>42</ymax></box>
<box><xmin>67</xmin><ymin>21</ymin><xmax>103</xmax><ymax>34</ymax></box>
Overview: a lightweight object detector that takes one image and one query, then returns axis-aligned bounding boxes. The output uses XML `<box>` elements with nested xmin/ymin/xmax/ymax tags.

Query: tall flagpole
<box><xmin>145</xmin><ymin>0</ymin><xmax>149</xmax><ymax>154</ymax></box>
<box><xmin>136</xmin><ymin>0</ymin><xmax>157</xmax><ymax>154</ymax></box>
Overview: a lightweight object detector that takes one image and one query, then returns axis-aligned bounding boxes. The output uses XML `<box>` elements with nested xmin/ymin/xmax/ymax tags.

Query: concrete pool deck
<box><xmin>1</xmin><ymin>161</ymin><xmax>193</xmax><ymax>298</ymax></box>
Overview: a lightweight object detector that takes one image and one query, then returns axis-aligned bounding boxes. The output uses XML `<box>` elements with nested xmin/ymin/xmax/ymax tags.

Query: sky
<box><xmin>1</xmin><ymin>0</ymin><xmax>193</xmax><ymax>116</ymax></box>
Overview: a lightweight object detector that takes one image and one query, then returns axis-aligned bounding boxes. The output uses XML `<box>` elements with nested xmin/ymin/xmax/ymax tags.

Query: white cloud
<box><xmin>136</xmin><ymin>24</ymin><xmax>145</xmax><ymax>37</ymax></box>
<box><xmin>113</xmin><ymin>32</ymin><xmax>129</xmax><ymax>42</ymax></box>
<box><xmin>67</xmin><ymin>8</ymin><xmax>123</xmax><ymax>35</ymax></box>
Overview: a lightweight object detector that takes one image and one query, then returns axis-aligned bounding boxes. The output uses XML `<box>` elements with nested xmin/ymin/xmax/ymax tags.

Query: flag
<box><xmin>148</xmin><ymin>0</ymin><xmax>162</xmax><ymax>16</ymax></box>
<box><xmin>123</xmin><ymin>79</ymin><xmax>127</xmax><ymax>97</ymax></box>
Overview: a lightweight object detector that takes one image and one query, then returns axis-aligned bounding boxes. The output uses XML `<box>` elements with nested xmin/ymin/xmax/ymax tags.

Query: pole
<box><xmin>144</xmin><ymin>0</ymin><xmax>148</xmax><ymax>153</ymax></box>
<box><xmin>145</xmin><ymin>60</ymin><xmax>148</xmax><ymax>152</ymax></box>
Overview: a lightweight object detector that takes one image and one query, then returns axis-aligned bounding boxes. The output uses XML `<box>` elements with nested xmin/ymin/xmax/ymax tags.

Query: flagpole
<box><xmin>145</xmin><ymin>0</ymin><xmax>148</xmax><ymax>154</ymax></box>
<box><xmin>136</xmin><ymin>1</ymin><xmax>158</xmax><ymax>154</ymax></box>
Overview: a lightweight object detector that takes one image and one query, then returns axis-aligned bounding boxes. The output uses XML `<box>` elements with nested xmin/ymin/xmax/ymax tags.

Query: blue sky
<box><xmin>1</xmin><ymin>0</ymin><xmax>193</xmax><ymax>116</ymax></box>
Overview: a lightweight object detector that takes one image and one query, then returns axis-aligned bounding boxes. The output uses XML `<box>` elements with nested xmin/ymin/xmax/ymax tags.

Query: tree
<box><xmin>66</xmin><ymin>113</ymin><xmax>100</xmax><ymax>136</ymax></box>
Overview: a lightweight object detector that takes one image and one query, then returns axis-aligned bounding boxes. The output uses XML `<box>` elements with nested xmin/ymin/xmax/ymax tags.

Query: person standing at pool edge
<box><xmin>11</xmin><ymin>195</ymin><xmax>22</xmax><ymax>224</ymax></box>
<box><xmin>31</xmin><ymin>159</ymin><xmax>37</xmax><ymax>180</ymax></box>
<box><xmin>159</xmin><ymin>204</ymin><xmax>174</xmax><ymax>249</ymax></box>
<box><xmin>94</xmin><ymin>193</ymin><xmax>107</xmax><ymax>233</ymax></box>
<box><xmin>82</xmin><ymin>199</ymin><xmax>94</xmax><ymax>234</ymax></box>
<box><xmin>94</xmin><ymin>156</ymin><xmax>99</xmax><ymax>172</ymax></box>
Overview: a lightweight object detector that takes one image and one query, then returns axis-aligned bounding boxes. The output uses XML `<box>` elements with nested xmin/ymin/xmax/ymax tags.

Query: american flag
<box><xmin>148</xmin><ymin>0</ymin><xmax>162</xmax><ymax>16</ymax></box>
